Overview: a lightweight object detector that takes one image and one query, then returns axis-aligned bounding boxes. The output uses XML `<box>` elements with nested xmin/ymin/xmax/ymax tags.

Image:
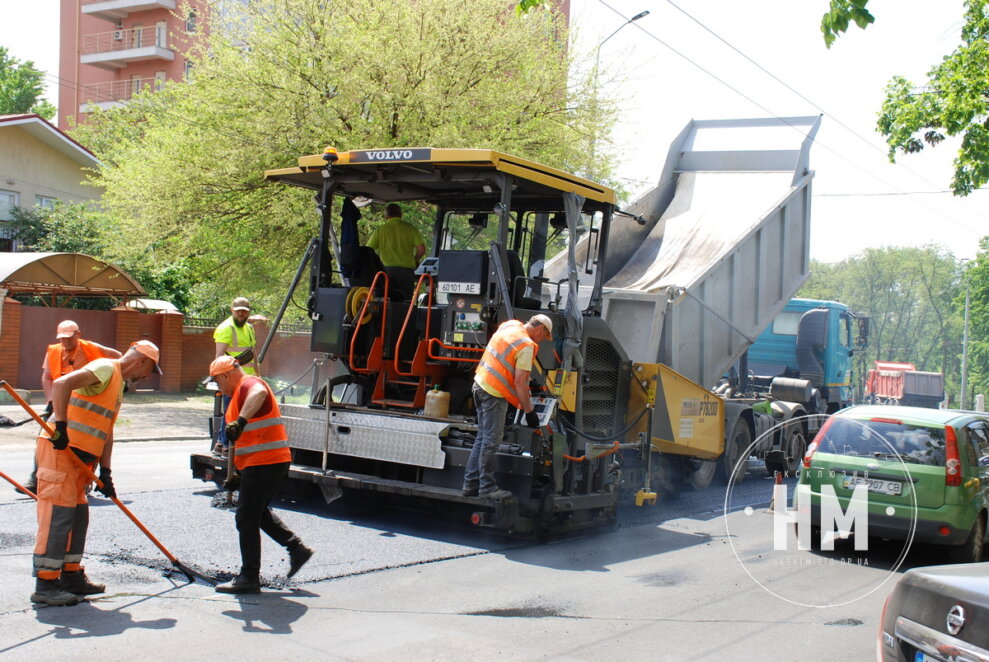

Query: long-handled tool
<box><xmin>0</xmin><ymin>381</ymin><xmax>216</xmax><ymax>585</ymax></box>
<box><xmin>0</xmin><ymin>468</ymin><xmax>37</xmax><ymax>499</ymax></box>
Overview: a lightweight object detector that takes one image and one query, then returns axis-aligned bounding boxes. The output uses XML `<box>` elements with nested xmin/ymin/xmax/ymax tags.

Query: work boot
<box><xmin>215</xmin><ymin>575</ymin><xmax>261</xmax><ymax>594</ymax></box>
<box><xmin>31</xmin><ymin>579</ymin><xmax>81</xmax><ymax>606</ymax></box>
<box><xmin>57</xmin><ymin>570</ymin><xmax>106</xmax><ymax>595</ymax></box>
<box><xmin>287</xmin><ymin>544</ymin><xmax>314</xmax><ymax>579</ymax></box>
<box><xmin>461</xmin><ymin>482</ymin><xmax>479</xmax><ymax>497</ymax></box>
<box><xmin>478</xmin><ymin>487</ymin><xmax>513</xmax><ymax>501</ymax></box>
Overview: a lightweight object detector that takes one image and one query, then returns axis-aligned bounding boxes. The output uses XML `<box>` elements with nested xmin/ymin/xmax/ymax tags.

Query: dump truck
<box><xmin>192</xmin><ymin>115</ymin><xmax>839</xmax><ymax>534</ymax></box>
<box><xmin>864</xmin><ymin>361</ymin><xmax>945</xmax><ymax>409</ymax></box>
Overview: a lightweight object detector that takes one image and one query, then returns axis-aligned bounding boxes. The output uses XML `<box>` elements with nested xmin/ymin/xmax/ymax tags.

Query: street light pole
<box><xmin>962</xmin><ymin>280</ymin><xmax>970</xmax><ymax>409</ymax></box>
<box><xmin>590</xmin><ymin>10</ymin><xmax>649</xmax><ymax>173</ymax></box>
<box><xmin>594</xmin><ymin>10</ymin><xmax>650</xmax><ymax>78</ymax></box>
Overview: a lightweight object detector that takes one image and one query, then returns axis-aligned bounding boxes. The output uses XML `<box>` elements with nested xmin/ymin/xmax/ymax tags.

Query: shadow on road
<box><xmin>220</xmin><ymin>588</ymin><xmax>317</xmax><ymax>634</ymax></box>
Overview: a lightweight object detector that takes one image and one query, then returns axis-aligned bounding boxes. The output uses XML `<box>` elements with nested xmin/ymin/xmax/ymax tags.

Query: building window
<box><xmin>0</xmin><ymin>190</ymin><xmax>18</xmax><ymax>221</ymax></box>
<box><xmin>186</xmin><ymin>10</ymin><xmax>197</xmax><ymax>33</ymax></box>
<box><xmin>184</xmin><ymin>59</ymin><xmax>194</xmax><ymax>80</ymax></box>
<box><xmin>35</xmin><ymin>195</ymin><xmax>57</xmax><ymax>210</ymax></box>
<box><xmin>155</xmin><ymin>71</ymin><xmax>167</xmax><ymax>91</ymax></box>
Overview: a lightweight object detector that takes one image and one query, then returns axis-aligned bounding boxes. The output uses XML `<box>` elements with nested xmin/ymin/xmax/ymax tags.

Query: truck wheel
<box><xmin>948</xmin><ymin>515</ymin><xmax>985</xmax><ymax>564</ymax></box>
<box><xmin>718</xmin><ymin>421</ymin><xmax>750</xmax><ymax>485</ymax></box>
<box><xmin>687</xmin><ymin>459</ymin><xmax>717</xmax><ymax>491</ymax></box>
<box><xmin>774</xmin><ymin>427</ymin><xmax>807</xmax><ymax>476</ymax></box>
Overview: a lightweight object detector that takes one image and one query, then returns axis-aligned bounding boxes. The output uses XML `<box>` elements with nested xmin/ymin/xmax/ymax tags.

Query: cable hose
<box><xmin>272</xmin><ymin>362</ymin><xmax>317</xmax><ymax>395</ymax></box>
<box><xmin>558</xmin><ymin>405</ymin><xmax>650</xmax><ymax>443</ymax></box>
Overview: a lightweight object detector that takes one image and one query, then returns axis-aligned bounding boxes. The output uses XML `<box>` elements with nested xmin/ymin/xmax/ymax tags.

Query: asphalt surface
<box><xmin>0</xmin><ymin>397</ymin><xmax>947</xmax><ymax>660</ymax></box>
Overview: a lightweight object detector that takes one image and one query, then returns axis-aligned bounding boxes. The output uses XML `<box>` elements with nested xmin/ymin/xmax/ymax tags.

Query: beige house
<box><xmin>0</xmin><ymin>114</ymin><xmax>102</xmax><ymax>251</ymax></box>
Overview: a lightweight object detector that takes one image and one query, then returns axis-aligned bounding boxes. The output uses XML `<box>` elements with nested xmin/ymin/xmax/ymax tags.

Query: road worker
<box><xmin>365</xmin><ymin>203</ymin><xmax>426</xmax><ymax>299</ymax></box>
<box><xmin>209</xmin><ymin>355</ymin><xmax>314</xmax><ymax>594</ymax></box>
<box><xmin>462</xmin><ymin>315</ymin><xmax>553</xmax><ymax>500</ymax></box>
<box><xmin>31</xmin><ymin>340</ymin><xmax>161</xmax><ymax>606</ymax></box>
<box><xmin>16</xmin><ymin>320</ymin><xmax>121</xmax><ymax>496</ymax></box>
<box><xmin>213</xmin><ymin>297</ymin><xmax>259</xmax><ymax>455</ymax></box>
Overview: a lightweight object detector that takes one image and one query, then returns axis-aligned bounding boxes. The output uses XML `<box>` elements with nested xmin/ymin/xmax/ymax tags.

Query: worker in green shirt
<box><xmin>213</xmin><ymin>296</ymin><xmax>259</xmax><ymax>454</ymax></box>
<box><xmin>366</xmin><ymin>203</ymin><xmax>426</xmax><ymax>299</ymax></box>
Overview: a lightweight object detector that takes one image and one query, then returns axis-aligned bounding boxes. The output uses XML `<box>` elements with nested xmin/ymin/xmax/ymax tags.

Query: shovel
<box><xmin>0</xmin><ymin>380</ymin><xmax>217</xmax><ymax>585</ymax></box>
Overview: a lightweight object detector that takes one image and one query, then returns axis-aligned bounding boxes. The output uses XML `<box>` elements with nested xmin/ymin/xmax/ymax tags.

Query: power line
<box><xmin>594</xmin><ymin>0</ymin><xmax>989</xmax><ymax>237</ymax></box>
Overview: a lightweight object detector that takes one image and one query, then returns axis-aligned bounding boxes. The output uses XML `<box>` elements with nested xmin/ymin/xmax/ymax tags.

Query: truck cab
<box><xmin>748</xmin><ymin>298</ymin><xmax>869</xmax><ymax>412</ymax></box>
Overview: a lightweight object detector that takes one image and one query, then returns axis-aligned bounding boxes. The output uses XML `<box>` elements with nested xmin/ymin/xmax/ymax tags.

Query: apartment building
<box><xmin>58</xmin><ymin>0</ymin><xmax>205</xmax><ymax>130</ymax></box>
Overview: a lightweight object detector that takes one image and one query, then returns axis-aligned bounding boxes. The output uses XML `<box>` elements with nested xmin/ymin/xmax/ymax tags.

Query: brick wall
<box><xmin>179</xmin><ymin>321</ymin><xmax>322</xmax><ymax>392</ymax></box>
<box><xmin>0</xmin><ymin>298</ymin><xmax>22</xmax><ymax>386</ymax></box>
<box><xmin>159</xmin><ymin>312</ymin><xmax>183</xmax><ymax>393</ymax></box>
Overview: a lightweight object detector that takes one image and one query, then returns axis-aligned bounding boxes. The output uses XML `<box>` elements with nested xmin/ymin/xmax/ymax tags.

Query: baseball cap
<box><xmin>530</xmin><ymin>314</ymin><xmax>553</xmax><ymax>339</ymax></box>
<box><xmin>130</xmin><ymin>340</ymin><xmax>163</xmax><ymax>374</ymax></box>
<box><xmin>209</xmin><ymin>355</ymin><xmax>239</xmax><ymax>377</ymax></box>
<box><xmin>231</xmin><ymin>297</ymin><xmax>251</xmax><ymax>312</ymax></box>
<box><xmin>56</xmin><ymin>320</ymin><xmax>80</xmax><ymax>338</ymax></box>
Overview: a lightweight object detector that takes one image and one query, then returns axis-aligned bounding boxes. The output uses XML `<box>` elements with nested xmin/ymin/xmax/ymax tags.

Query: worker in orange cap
<box><xmin>208</xmin><ymin>355</ymin><xmax>313</xmax><ymax>594</ymax></box>
<box><xmin>16</xmin><ymin>321</ymin><xmax>120</xmax><ymax>496</ymax></box>
<box><xmin>31</xmin><ymin>340</ymin><xmax>162</xmax><ymax>606</ymax></box>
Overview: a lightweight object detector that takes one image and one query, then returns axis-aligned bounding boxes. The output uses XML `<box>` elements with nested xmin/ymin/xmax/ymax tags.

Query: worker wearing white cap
<box><xmin>16</xmin><ymin>322</ymin><xmax>121</xmax><ymax>496</ymax></box>
<box><xmin>463</xmin><ymin>314</ymin><xmax>554</xmax><ymax>501</ymax></box>
<box><xmin>30</xmin><ymin>340</ymin><xmax>161</xmax><ymax>607</ymax></box>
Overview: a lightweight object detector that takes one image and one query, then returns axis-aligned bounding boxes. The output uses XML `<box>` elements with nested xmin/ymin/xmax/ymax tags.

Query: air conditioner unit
<box><xmin>113</xmin><ymin>30</ymin><xmax>124</xmax><ymax>41</ymax></box>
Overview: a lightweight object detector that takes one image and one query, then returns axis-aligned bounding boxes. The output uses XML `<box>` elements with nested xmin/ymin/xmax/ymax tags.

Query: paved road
<box><xmin>0</xmin><ymin>400</ymin><xmax>947</xmax><ymax>661</ymax></box>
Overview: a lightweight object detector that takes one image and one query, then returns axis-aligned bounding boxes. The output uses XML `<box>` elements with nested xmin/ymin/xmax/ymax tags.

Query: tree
<box><xmin>799</xmin><ymin>246</ymin><xmax>963</xmax><ymax>401</ymax></box>
<box><xmin>73</xmin><ymin>0</ymin><xmax>615</xmax><ymax>317</ymax></box>
<box><xmin>820</xmin><ymin>0</ymin><xmax>875</xmax><ymax>48</ymax></box>
<box><xmin>820</xmin><ymin>0</ymin><xmax>989</xmax><ymax>195</ymax></box>
<box><xmin>0</xmin><ymin>46</ymin><xmax>56</xmax><ymax>120</ymax></box>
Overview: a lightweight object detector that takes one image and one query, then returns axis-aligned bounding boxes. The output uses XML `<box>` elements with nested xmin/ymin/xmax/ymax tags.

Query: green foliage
<box><xmin>960</xmin><ymin>238</ymin><xmax>989</xmax><ymax>402</ymax></box>
<box><xmin>72</xmin><ymin>0</ymin><xmax>614</xmax><ymax>317</ymax></box>
<box><xmin>876</xmin><ymin>0</ymin><xmax>989</xmax><ymax>195</ymax></box>
<box><xmin>799</xmin><ymin>246</ymin><xmax>965</xmax><ymax>402</ymax></box>
<box><xmin>820</xmin><ymin>0</ymin><xmax>875</xmax><ymax>48</ymax></box>
<box><xmin>0</xmin><ymin>46</ymin><xmax>56</xmax><ymax>119</ymax></box>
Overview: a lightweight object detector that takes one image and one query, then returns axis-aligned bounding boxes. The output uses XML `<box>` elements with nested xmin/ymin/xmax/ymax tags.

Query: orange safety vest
<box><xmin>42</xmin><ymin>360</ymin><xmax>123</xmax><ymax>458</ymax></box>
<box><xmin>475</xmin><ymin>320</ymin><xmax>536</xmax><ymax>409</ymax></box>
<box><xmin>227</xmin><ymin>376</ymin><xmax>291</xmax><ymax>470</ymax></box>
<box><xmin>46</xmin><ymin>339</ymin><xmax>105</xmax><ymax>379</ymax></box>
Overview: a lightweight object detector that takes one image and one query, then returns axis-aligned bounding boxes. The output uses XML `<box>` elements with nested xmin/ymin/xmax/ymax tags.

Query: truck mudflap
<box><xmin>190</xmin><ymin>452</ymin><xmax>618</xmax><ymax>536</ymax></box>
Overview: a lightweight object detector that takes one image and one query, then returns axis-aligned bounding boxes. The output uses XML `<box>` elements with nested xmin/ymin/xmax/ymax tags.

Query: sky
<box><xmin>1</xmin><ymin>0</ymin><xmax>986</xmax><ymax>264</ymax></box>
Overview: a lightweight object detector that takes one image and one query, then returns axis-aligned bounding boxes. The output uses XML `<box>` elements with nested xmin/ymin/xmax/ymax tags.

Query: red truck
<box><xmin>863</xmin><ymin>361</ymin><xmax>945</xmax><ymax>409</ymax></box>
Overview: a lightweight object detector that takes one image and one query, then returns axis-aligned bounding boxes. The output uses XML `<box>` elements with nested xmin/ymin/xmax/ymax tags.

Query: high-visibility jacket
<box><xmin>227</xmin><ymin>376</ymin><xmax>290</xmax><ymax>470</ymax></box>
<box><xmin>42</xmin><ymin>359</ymin><xmax>123</xmax><ymax>458</ymax></box>
<box><xmin>214</xmin><ymin>318</ymin><xmax>257</xmax><ymax>376</ymax></box>
<box><xmin>474</xmin><ymin>320</ymin><xmax>536</xmax><ymax>409</ymax></box>
<box><xmin>45</xmin><ymin>339</ymin><xmax>105</xmax><ymax>379</ymax></box>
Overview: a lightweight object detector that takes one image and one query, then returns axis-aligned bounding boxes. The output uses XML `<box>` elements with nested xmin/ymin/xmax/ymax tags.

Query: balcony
<box><xmin>79</xmin><ymin>77</ymin><xmax>162</xmax><ymax>113</ymax></box>
<box><xmin>81</xmin><ymin>0</ymin><xmax>176</xmax><ymax>22</ymax></box>
<box><xmin>81</xmin><ymin>26</ymin><xmax>174</xmax><ymax>70</ymax></box>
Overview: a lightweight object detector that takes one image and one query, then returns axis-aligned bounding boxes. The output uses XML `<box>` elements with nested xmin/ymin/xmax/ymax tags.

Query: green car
<box><xmin>794</xmin><ymin>405</ymin><xmax>989</xmax><ymax>563</ymax></box>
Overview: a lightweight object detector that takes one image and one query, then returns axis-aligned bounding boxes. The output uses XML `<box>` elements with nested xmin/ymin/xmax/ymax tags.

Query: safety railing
<box><xmin>393</xmin><ymin>274</ymin><xmax>435</xmax><ymax>376</ymax></box>
<box><xmin>82</xmin><ymin>25</ymin><xmax>168</xmax><ymax>55</ymax></box>
<box><xmin>81</xmin><ymin>77</ymin><xmax>162</xmax><ymax>105</ymax></box>
<box><xmin>348</xmin><ymin>271</ymin><xmax>390</xmax><ymax>374</ymax></box>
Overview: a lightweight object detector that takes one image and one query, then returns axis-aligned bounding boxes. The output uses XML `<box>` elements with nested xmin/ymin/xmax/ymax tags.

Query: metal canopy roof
<box><xmin>0</xmin><ymin>252</ymin><xmax>145</xmax><ymax>297</ymax></box>
<box><xmin>264</xmin><ymin>147</ymin><xmax>617</xmax><ymax>212</ymax></box>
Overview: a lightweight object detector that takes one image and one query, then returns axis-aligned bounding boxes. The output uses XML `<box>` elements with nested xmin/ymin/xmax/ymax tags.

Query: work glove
<box><xmin>50</xmin><ymin>420</ymin><xmax>70</xmax><ymax>450</ymax></box>
<box><xmin>97</xmin><ymin>468</ymin><xmax>116</xmax><ymax>499</ymax></box>
<box><xmin>41</xmin><ymin>401</ymin><xmax>53</xmax><ymax>422</ymax></box>
<box><xmin>525</xmin><ymin>411</ymin><xmax>541</xmax><ymax>428</ymax></box>
<box><xmin>223</xmin><ymin>473</ymin><xmax>240</xmax><ymax>491</ymax></box>
<box><xmin>225</xmin><ymin>416</ymin><xmax>248</xmax><ymax>443</ymax></box>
